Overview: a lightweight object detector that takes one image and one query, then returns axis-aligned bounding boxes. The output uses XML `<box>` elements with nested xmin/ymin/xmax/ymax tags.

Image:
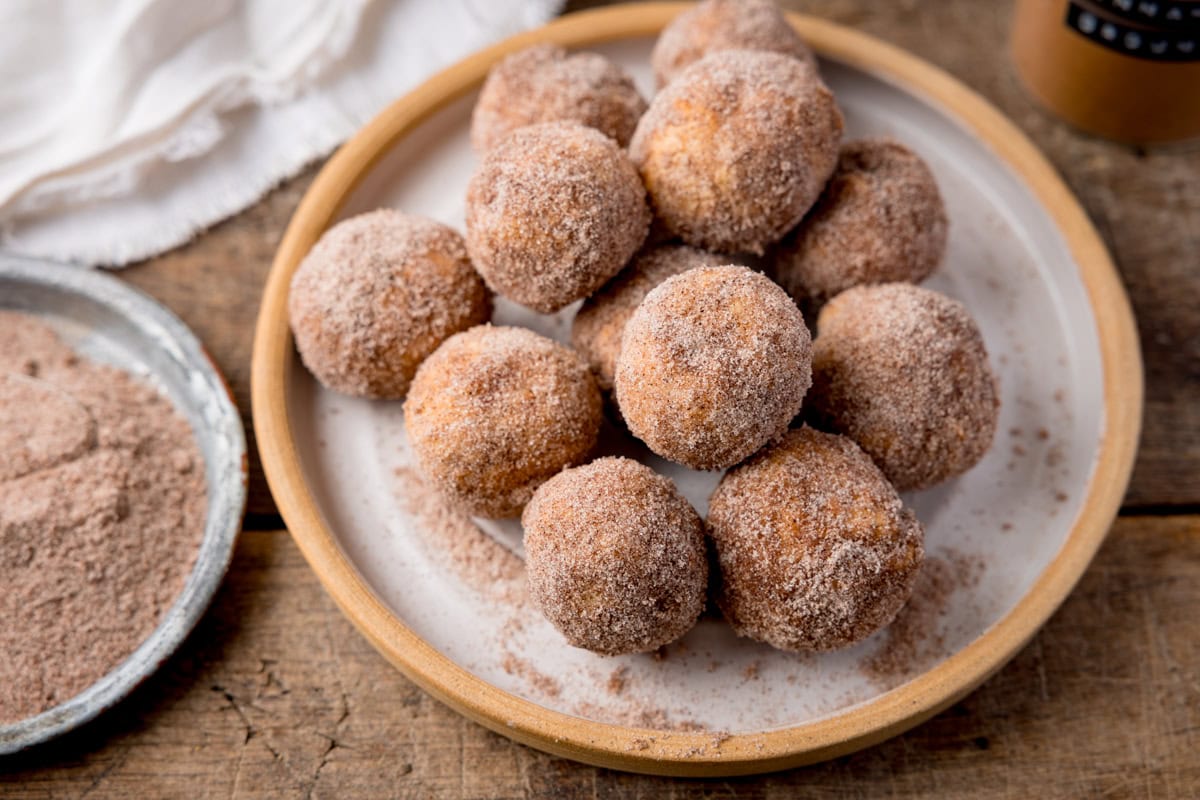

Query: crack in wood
<box><xmin>304</xmin><ymin>689</ymin><xmax>354</xmax><ymax>799</ymax></box>
<box><xmin>212</xmin><ymin>684</ymin><xmax>282</xmax><ymax>760</ymax></box>
<box><xmin>77</xmin><ymin>751</ymin><xmax>125</xmax><ymax>799</ymax></box>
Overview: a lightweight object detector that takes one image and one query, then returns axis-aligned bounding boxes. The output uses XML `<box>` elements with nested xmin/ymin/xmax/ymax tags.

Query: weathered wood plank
<box><xmin>2</xmin><ymin>515</ymin><xmax>1197</xmax><ymax>798</ymax></box>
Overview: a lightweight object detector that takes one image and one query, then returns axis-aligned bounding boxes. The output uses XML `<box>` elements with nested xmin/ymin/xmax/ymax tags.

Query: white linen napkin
<box><xmin>0</xmin><ymin>0</ymin><xmax>562</xmax><ymax>266</ymax></box>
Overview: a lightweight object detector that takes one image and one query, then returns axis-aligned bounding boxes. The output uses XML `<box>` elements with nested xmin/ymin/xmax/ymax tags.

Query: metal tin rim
<box><xmin>0</xmin><ymin>254</ymin><xmax>248</xmax><ymax>755</ymax></box>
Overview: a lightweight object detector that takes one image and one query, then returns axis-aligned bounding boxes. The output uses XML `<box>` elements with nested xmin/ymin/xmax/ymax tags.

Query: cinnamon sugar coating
<box><xmin>571</xmin><ymin>244</ymin><xmax>726</xmax><ymax>392</ymax></box>
<box><xmin>808</xmin><ymin>283</ymin><xmax>999</xmax><ymax>491</ymax></box>
<box><xmin>630</xmin><ymin>50</ymin><xmax>842</xmax><ymax>255</ymax></box>
<box><xmin>465</xmin><ymin>121</ymin><xmax>651</xmax><ymax>313</ymax></box>
<box><xmin>288</xmin><ymin>209</ymin><xmax>491</xmax><ymax>399</ymax></box>
<box><xmin>403</xmin><ymin>325</ymin><xmax>602</xmax><ymax>518</ymax></box>
<box><xmin>651</xmin><ymin>0</ymin><xmax>817</xmax><ymax>87</ymax></box>
<box><xmin>614</xmin><ymin>266</ymin><xmax>812</xmax><ymax>470</ymax></box>
<box><xmin>471</xmin><ymin>44</ymin><xmax>647</xmax><ymax>152</ymax></box>
<box><xmin>523</xmin><ymin>457</ymin><xmax>707</xmax><ymax>655</ymax></box>
<box><xmin>707</xmin><ymin>427</ymin><xmax>925</xmax><ymax>652</ymax></box>
<box><xmin>770</xmin><ymin>138</ymin><xmax>948</xmax><ymax>308</ymax></box>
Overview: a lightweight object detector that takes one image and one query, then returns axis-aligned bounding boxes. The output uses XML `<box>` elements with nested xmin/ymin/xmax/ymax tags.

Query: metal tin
<box><xmin>0</xmin><ymin>255</ymin><xmax>247</xmax><ymax>755</ymax></box>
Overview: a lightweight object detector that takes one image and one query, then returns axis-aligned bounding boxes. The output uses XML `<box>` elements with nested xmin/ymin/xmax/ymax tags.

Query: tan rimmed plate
<box><xmin>251</xmin><ymin>4</ymin><xmax>1142</xmax><ymax>776</ymax></box>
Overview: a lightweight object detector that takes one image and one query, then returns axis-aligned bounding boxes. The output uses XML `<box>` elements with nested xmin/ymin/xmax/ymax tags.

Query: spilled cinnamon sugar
<box><xmin>861</xmin><ymin>549</ymin><xmax>985</xmax><ymax>683</ymax></box>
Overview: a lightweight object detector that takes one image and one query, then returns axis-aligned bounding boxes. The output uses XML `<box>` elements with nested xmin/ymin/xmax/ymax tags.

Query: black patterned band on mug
<box><xmin>1066</xmin><ymin>0</ymin><xmax>1200</xmax><ymax>61</ymax></box>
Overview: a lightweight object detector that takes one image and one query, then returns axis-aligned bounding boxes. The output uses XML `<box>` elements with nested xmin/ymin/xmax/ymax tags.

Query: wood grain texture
<box><xmin>2</xmin><ymin>516</ymin><xmax>1197</xmax><ymax>798</ymax></box>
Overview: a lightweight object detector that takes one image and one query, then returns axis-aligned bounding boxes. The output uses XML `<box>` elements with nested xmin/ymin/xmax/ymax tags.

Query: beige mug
<box><xmin>1011</xmin><ymin>0</ymin><xmax>1200</xmax><ymax>144</ymax></box>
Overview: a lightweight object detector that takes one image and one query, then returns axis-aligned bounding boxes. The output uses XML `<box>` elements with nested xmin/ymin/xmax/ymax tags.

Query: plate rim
<box><xmin>0</xmin><ymin>254</ymin><xmax>248</xmax><ymax>755</ymax></box>
<box><xmin>250</xmin><ymin>2</ymin><xmax>1143</xmax><ymax>776</ymax></box>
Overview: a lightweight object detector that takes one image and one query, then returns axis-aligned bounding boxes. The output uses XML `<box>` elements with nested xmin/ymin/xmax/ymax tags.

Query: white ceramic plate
<box><xmin>253</xmin><ymin>5</ymin><xmax>1140</xmax><ymax>775</ymax></box>
<box><xmin>298</xmin><ymin>40</ymin><xmax>1093</xmax><ymax>729</ymax></box>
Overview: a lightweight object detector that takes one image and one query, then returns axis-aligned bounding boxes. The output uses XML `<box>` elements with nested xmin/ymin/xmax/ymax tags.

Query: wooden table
<box><xmin>4</xmin><ymin>1</ymin><xmax>1198</xmax><ymax>797</ymax></box>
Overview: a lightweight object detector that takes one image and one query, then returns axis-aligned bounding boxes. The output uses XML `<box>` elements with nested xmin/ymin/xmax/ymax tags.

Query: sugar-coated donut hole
<box><xmin>770</xmin><ymin>138</ymin><xmax>948</xmax><ymax>309</ymax></box>
<box><xmin>630</xmin><ymin>49</ymin><xmax>843</xmax><ymax>255</ymax></box>
<box><xmin>288</xmin><ymin>210</ymin><xmax>491</xmax><ymax>399</ymax></box>
<box><xmin>614</xmin><ymin>265</ymin><xmax>812</xmax><ymax>470</ymax></box>
<box><xmin>808</xmin><ymin>283</ymin><xmax>1000</xmax><ymax>491</ymax></box>
<box><xmin>466</xmin><ymin>121</ymin><xmax>651</xmax><ymax>313</ymax></box>
<box><xmin>523</xmin><ymin>457</ymin><xmax>707</xmax><ymax>655</ymax></box>
<box><xmin>651</xmin><ymin>0</ymin><xmax>818</xmax><ymax>87</ymax></box>
<box><xmin>403</xmin><ymin>325</ymin><xmax>602</xmax><ymax>518</ymax></box>
<box><xmin>471</xmin><ymin>43</ymin><xmax>647</xmax><ymax>152</ymax></box>
<box><xmin>707</xmin><ymin>427</ymin><xmax>925</xmax><ymax>652</ymax></box>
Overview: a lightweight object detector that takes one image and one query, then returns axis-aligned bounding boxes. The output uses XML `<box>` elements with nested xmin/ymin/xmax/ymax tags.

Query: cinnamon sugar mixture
<box><xmin>0</xmin><ymin>311</ymin><xmax>206</xmax><ymax>724</ymax></box>
<box><xmin>862</xmin><ymin>550</ymin><xmax>985</xmax><ymax>683</ymax></box>
<box><xmin>392</xmin><ymin>465</ymin><xmax>525</xmax><ymax>605</ymax></box>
